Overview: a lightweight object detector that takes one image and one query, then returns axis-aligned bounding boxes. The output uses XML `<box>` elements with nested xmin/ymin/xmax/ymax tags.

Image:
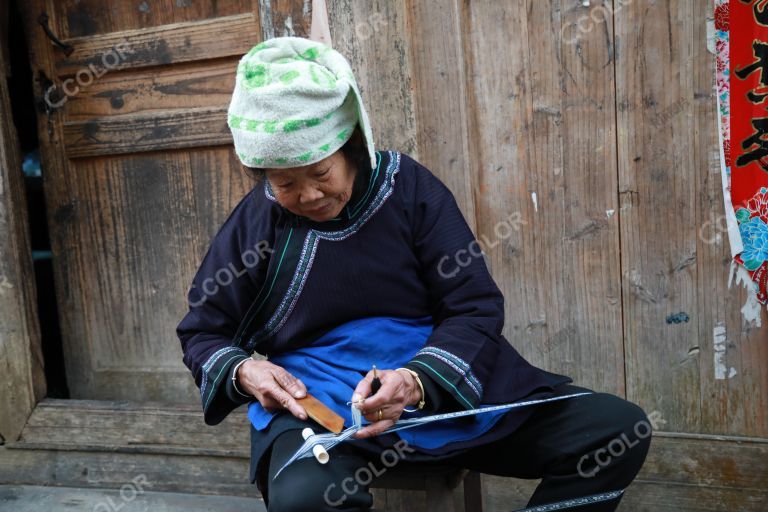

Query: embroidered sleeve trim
<box><xmin>409</xmin><ymin>359</ymin><xmax>475</xmax><ymax>410</ymax></box>
<box><xmin>200</xmin><ymin>346</ymin><xmax>250</xmax><ymax>412</ymax></box>
<box><xmin>416</xmin><ymin>346</ymin><xmax>483</xmax><ymax>398</ymax></box>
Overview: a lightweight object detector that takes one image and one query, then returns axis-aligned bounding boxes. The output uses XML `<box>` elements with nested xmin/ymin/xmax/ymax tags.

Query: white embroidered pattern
<box><xmin>415</xmin><ymin>347</ymin><xmax>483</xmax><ymax>399</ymax></box>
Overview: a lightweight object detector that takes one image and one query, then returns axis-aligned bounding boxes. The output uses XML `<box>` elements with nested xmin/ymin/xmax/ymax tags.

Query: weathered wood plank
<box><xmin>8</xmin><ymin>441</ymin><xmax>247</xmax><ymax>458</ymax></box>
<box><xmin>54</xmin><ymin>0</ymin><xmax>253</xmax><ymax>39</ymax></box>
<box><xmin>63</xmin><ymin>58</ymin><xmax>237</xmax><ymax>120</ymax></box>
<box><xmin>616</xmin><ymin>0</ymin><xmax>702</xmax><ymax>435</ymax></box>
<box><xmin>0</xmin><ymin>446</ymin><xmax>259</xmax><ymax>498</ymax></box>
<box><xmin>460</xmin><ymin>0</ymin><xmax>624</xmax><ymax>394</ymax></box>
<box><xmin>258</xmin><ymin>0</ymin><xmax>312</xmax><ymax>40</ymax></box>
<box><xmin>0</xmin><ymin>485</ymin><xmax>266</xmax><ymax>512</ymax></box>
<box><xmin>326</xmin><ymin>0</ymin><xmax>417</xmax><ymax>163</ymax></box>
<box><xmin>615</xmin><ymin>0</ymin><xmax>768</xmax><ymax>436</ymax></box>
<box><xmin>641</xmin><ymin>433</ymin><xmax>768</xmax><ymax>489</ymax></box>
<box><xmin>482</xmin><ymin>433</ymin><xmax>768</xmax><ymax>511</ymax></box>
<box><xmin>18</xmin><ymin>399</ymin><xmax>250</xmax><ymax>453</ymax></box>
<box><xmin>0</xmin><ymin>14</ymin><xmax>45</xmax><ymax>444</ymax></box>
<box><xmin>62</xmin><ymin>106</ymin><xmax>232</xmax><ymax>157</ymax></box>
<box><xmin>372</xmin><ymin>488</ymin><xmax>429</xmax><ymax>512</ymax></box>
<box><xmin>400</xmin><ymin>0</ymin><xmax>476</xmax><ymax>229</ymax></box>
<box><xmin>54</xmin><ymin>13</ymin><xmax>259</xmax><ymax>75</ymax></box>
<box><xmin>484</xmin><ymin>476</ymin><xmax>768</xmax><ymax>512</ymax></box>
<box><xmin>619</xmin><ymin>482</ymin><xmax>767</xmax><ymax>512</ymax></box>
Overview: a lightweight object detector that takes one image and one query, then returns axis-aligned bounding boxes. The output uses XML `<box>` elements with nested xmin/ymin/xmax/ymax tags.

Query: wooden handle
<box><xmin>296</xmin><ymin>393</ymin><xmax>344</xmax><ymax>434</ymax></box>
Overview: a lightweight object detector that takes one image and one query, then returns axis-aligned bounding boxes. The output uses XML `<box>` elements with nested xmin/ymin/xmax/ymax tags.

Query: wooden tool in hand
<box><xmin>296</xmin><ymin>393</ymin><xmax>345</xmax><ymax>434</ymax></box>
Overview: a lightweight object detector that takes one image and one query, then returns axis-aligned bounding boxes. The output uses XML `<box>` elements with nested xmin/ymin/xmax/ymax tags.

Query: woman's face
<box><xmin>266</xmin><ymin>150</ymin><xmax>357</xmax><ymax>222</ymax></box>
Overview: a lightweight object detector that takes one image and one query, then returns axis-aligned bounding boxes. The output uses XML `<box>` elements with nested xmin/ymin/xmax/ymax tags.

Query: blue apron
<box><xmin>248</xmin><ymin>316</ymin><xmax>508</xmax><ymax>450</ymax></box>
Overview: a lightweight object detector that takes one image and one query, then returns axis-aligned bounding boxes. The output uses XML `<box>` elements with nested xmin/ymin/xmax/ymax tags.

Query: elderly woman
<box><xmin>176</xmin><ymin>37</ymin><xmax>650</xmax><ymax>512</ymax></box>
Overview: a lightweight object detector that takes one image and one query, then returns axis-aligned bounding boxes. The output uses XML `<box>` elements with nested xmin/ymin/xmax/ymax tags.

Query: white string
<box><xmin>351</xmin><ymin>398</ymin><xmax>362</xmax><ymax>429</ymax></box>
<box><xmin>273</xmin><ymin>392</ymin><xmax>592</xmax><ymax>480</ymax></box>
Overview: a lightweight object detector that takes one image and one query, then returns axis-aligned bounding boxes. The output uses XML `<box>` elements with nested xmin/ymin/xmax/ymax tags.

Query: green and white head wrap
<box><xmin>227</xmin><ymin>37</ymin><xmax>376</xmax><ymax>170</ymax></box>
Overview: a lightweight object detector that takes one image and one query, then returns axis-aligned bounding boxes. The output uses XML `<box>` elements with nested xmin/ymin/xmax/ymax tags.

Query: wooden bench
<box><xmin>372</xmin><ymin>463</ymin><xmax>483</xmax><ymax>512</ymax></box>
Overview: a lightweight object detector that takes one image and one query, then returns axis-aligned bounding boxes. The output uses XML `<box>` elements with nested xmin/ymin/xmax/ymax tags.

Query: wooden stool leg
<box><xmin>424</xmin><ymin>475</ymin><xmax>456</xmax><ymax>512</ymax></box>
<box><xmin>463</xmin><ymin>471</ymin><xmax>483</xmax><ymax>512</ymax></box>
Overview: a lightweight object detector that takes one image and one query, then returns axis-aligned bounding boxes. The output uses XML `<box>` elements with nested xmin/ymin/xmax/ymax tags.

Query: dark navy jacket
<box><xmin>176</xmin><ymin>150</ymin><xmax>569</xmax><ymax>440</ymax></box>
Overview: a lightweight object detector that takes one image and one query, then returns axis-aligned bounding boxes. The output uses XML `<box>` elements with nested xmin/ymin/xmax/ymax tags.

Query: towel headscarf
<box><xmin>227</xmin><ymin>37</ymin><xmax>376</xmax><ymax>170</ymax></box>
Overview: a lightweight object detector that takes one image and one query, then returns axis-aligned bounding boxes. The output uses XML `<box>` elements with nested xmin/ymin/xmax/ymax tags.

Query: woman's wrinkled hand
<box><xmin>237</xmin><ymin>359</ymin><xmax>308</xmax><ymax>420</ymax></box>
<box><xmin>351</xmin><ymin>368</ymin><xmax>422</xmax><ymax>439</ymax></box>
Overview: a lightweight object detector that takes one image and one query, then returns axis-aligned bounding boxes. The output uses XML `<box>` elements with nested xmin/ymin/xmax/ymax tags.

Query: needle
<box><xmin>348</xmin><ymin>365</ymin><xmax>382</xmax><ymax>406</ymax></box>
<box><xmin>371</xmin><ymin>365</ymin><xmax>381</xmax><ymax>395</ymax></box>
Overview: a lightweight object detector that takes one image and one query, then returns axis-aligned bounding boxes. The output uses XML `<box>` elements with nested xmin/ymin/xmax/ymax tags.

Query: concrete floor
<box><xmin>0</xmin><ymin>485</ymin><xmax>267</xmax><ymax>512</ymax></box>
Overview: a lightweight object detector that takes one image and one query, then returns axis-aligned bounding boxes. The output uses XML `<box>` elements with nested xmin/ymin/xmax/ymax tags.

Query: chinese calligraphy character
<box><xmin>737</xmin><ymin>117</ymin><xmax>768</xmax><ymax>172</ymax></box>
<box><xmin>735</xmin><ymin>40</ymin><xmax>768</xmax><ymax>103</ymax></box>
<box><xmin>740</xmin><ymin>0</ymin><xmax>768</xmax><ymax>27</ymax></box>
<box><xmin>735</xmin><ymin>40</ymin><xmax>768</xmax><ymax>83</ymax></box>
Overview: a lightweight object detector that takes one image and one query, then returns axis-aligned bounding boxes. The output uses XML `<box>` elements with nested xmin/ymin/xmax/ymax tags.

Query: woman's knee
<box><xmin>588</xmin><ymin>393</ymin><xmax>652</xmax><ymax>433</ymax></box>
<box><xmin>267</xmin><ymin>482</ymin><xmax>334</xmax><ymax>512</ymax></box>
<box><xmin>614</xmin><ymin>396</ymin><xmax>653</xmax><ymax>449</ymax></box>
<box><xmin>268</xmin><ymin>470</ymin><xmax>373</xmax><ymax>512</ymax></box>
<box><xmin>267</xmin><ymin>442</ymin><xmax>374</xmax><ymax>512</ymax></box>
<box><xmin>589</xmin><ymin>394</ymin><xmax>653</xmax><ymax>467</ymax></box>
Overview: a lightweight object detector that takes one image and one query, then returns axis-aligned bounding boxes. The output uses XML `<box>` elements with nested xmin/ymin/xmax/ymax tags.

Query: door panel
<box><xmin>20</xmin><ymin>0</ymin><xmax>261</xmax><ymax>401</ymax></box>
<box><xmin>55</xmin><ymin>0</ymin><xmax>248</xmax><ymax>38</ymax></box>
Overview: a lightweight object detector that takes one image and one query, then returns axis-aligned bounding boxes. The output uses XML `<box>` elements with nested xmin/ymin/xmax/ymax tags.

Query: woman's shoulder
<box><xmin>385</xmin><ymin>150</ymin><xmax>425</xmax><ymax>177</ymax></box>
<box><xmin>210</xmin><ymin>181</ymin><xmax>280</xmax><ymax>245</ymax></box>
<box><xmin>384</xmin><ymin>150</ymin><xmax>455</xmax><ymax>203</ymax></box>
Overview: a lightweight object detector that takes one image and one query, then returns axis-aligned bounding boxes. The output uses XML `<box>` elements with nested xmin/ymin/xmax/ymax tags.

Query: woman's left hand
<box><xmin>351</xmin><ymin>368</ymin><xmax>422</xmax><ymax>439</ymax></box>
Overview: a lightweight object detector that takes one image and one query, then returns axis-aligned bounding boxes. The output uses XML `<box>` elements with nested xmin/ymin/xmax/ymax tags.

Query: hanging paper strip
<box><xmin>718</xmin><ymin>0</ymin><xmax>768</xmax><ymax>304</ymax></box>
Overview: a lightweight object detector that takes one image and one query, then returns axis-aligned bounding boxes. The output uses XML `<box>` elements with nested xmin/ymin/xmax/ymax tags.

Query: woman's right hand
<box><xmin>237</xmin><ymin>359</ymin><xmax>308</xmax><ymax>420</ymax></box>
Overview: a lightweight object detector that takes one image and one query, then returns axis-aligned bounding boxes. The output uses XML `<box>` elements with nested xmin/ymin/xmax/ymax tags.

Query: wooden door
<box><xmin>18</xmin><ymin>0</ymin><xmax>266</xmax><ymax>402</ymax></box>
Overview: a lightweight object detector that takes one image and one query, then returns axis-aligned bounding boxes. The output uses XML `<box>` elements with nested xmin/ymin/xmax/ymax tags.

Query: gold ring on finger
<box><xmin>377</xmin><ymin>409</ymin><xmax>383</xmax><ymax>421</ymax></box>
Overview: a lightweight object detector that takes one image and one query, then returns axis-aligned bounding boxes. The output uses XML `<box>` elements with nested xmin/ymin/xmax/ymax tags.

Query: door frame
<box><xmin>0</xmin><ymin>3</ymin><xmax>46</xmax><ymax>444</ymax></box>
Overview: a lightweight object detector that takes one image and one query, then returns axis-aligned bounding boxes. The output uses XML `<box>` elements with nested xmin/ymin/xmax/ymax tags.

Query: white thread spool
<box><xmin>302</xmin><ymin>428</ymin><xmax>329</xmax><ymax>464</ymax></box>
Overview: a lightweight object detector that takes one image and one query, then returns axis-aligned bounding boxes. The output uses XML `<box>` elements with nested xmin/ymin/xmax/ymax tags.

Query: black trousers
<box><xmin>264</xmin><ymin>386</ymin><xmax>652</xmax><ymax>512</ymax></box>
